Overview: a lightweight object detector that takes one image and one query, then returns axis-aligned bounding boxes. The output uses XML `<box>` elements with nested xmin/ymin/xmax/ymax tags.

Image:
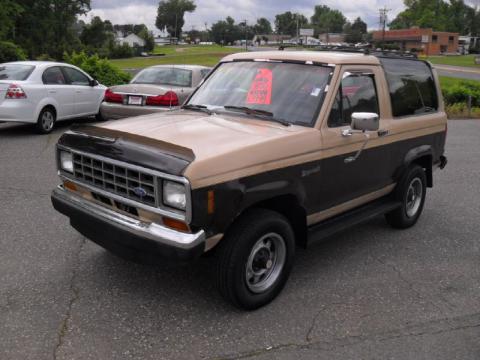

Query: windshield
<box><xmin>131</xmin><ymin>67</ymin><xmax>192</xmax><ymax>87</ymax></box>
<box><xmin>187</xmin><ymin>61</ymin><xmax>332</xmax><ymax>126</ymax></box>
<box><xmin>0</xmin><ymin>64</ymin><xmax>35</xmax><ymax>81</ymax></box>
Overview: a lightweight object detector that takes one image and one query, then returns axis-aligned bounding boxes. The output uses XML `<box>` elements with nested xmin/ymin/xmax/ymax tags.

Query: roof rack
<box><xmin>313</xmin><ymin>45</ymin><xmax>419</xmax><ymax>59</ymax></box>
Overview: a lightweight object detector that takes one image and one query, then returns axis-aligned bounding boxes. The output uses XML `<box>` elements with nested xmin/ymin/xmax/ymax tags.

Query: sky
<box><xmin>87</xmin><ymin>0</ymin><xmax>406</xmax><ymax>34</ymax></box>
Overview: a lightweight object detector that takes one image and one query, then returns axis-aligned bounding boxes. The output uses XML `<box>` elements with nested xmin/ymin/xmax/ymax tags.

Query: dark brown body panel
<box><xmin>190</xmin><ymin>131</ymin><xmax>446</xmax><ymax>238</ymax></box>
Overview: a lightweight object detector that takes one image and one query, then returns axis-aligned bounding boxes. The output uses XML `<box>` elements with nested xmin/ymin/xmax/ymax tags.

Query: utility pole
<box><xmin>379</xmin><ymin>7</ymin><xmax>390</xmax><ymax>50</ymax></box>
<box><xmin>243</xmin><ymin>19</ymin><xmax>248</xmax><ymax>51</ymax></box>
<box><xmin>174</xmin><ymin>13</ymin><xmax>178</xmax><ymax>44</ymax></box>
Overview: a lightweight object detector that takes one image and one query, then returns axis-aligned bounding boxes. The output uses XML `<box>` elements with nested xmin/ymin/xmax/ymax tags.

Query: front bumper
<box><xmin>51</xmin><ymin>186</ymin><xmax>205</xmax><ymax>264</ymax></box>
<box><xmin>100</xmin><ymin>102</ymin><xmax>179</xmax><ymax>120</ymax></box>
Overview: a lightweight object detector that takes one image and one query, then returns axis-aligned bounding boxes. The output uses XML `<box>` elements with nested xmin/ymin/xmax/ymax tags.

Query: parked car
<box><xmin>0</xmin><ymin>61</ymin><xmax>106</xmax><ymax>134</ymax></box>
<box><xmin>51</xmin><ymin>51</ymin><xmax>447</xmax><ymax>309</ymax></box>
<box><xmin>100</xmin><ymin>65</ymin><xmax>211</xmax><ymax>120</ymax></box>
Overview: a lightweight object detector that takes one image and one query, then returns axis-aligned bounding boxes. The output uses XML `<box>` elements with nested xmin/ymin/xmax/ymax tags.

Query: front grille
<box><xmin>72</xmin><ymin>153</ymin><xmax>157</xmax><ymax>207</ymax></box>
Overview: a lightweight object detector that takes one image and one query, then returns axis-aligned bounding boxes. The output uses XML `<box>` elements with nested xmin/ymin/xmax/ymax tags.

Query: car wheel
<box><xmin>386</xmin><ymin>164</ymin><xmax>427</xmax><ymax>229</ymax></box>
<box><xmin>95</xmin><ymin>110</ymin><xmax>105</xmax><ymax>122</ymax></box>
<box><xmin>36</xmin><ymin>107</ymin><xmax>56</xmax><ymax>134</ymax></box>
<box><xmin>215</xmin><ymin>209</ymin><xmax>295</xmax><ymax>310</ymax></box>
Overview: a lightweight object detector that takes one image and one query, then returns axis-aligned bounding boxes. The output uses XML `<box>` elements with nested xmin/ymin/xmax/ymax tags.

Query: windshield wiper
<box><xmin>182</xmin><ymin>104</ymin><xmax>213</xmax><ymax>115</ymax></box>
<box><xmin>223</xmin><ymin>106</ymin><xmax>290</xmax><ymax>126</ymax></box>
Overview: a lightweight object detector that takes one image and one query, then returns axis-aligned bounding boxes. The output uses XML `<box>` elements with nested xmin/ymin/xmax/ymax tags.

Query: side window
<box><xmin>381</xmin><ymin>58</ymin><xmax>438</xmax><ymax>117</ymax></box>
<box><xmin>328</xmin><ymin>73</ymin><xmax>379</xmax><ymax>127</ymax></box>
<box><xmin>62</xmin><ymin>67</ymin><xmax>90</xmax><ymax>86</ymax></box>
<box><xmin>42</xmin><ymin>67</ymin><xmax>66</xmax><ymax>85</ymax></box>
<box><xmin>200</xmin><ymin>69</ymin><xmax>210</xmax><ymax>79</ymax></box>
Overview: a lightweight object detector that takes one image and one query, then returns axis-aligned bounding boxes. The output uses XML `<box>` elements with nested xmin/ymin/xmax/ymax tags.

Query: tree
<box><xmin>389</xmin><ymin>0</ymin><xmax>479</xmax><ymax>35</ymax></box>
<box><xmin>13</xmin><ymin>0</ymin><xmax>90</xmax><ymax>59</ymax></box>
<box><xmin>310</xmin><ymin>5</ymin><xmax>346</xmax><ymax>35</ymax></box>
<box><xmin>155</xmin><ymin>0</ymin><xmax>196</xmax><ymax>39</ymax></box>
<box><xmin>0</xmin><ymin>0</ymin><xmax>23</xmax><ymax>41</ymax></box>
<box><xmin>274</xmin><ymin>12</ymin><xmax>308</xmax><ymax>36</ymax></box>
<box><xmin>253</xmin><ymin>18</ymin><xmax>272</xmax><ymax>35</ymax></box>
<box><xmin>210</xmin><ymin>17</ymin><xmax>241</xmax><ymax>44</ymax></box>
<box><xmin>344</xmin><ymin>17</ymin><xmax>367</xmax><ymax>43</ymax></box>
<box><xmin>137</xmin><ymin>28</ymin><xmax>155</xmax><ymax>51</ymax></box>
<box><xmin>80</xmin><ymin>16</ymin><xmax>113</xmax><ymax>50</ymax></box>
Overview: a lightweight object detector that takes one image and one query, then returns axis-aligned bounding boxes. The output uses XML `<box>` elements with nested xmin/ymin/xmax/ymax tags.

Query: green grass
<box><xmin>425</xmin><ymin>55</ymin><xmax>480</xmax><ymax>68</ymax></box>
<box><xmin>110</xmin><ymin>44</ymin><xmax>243</xmax><ymax>69</ymax></box>
<box><xmin>439</xmin><ymin>76</ymin><xmax>480</xmax><ymax>88</ymax></box>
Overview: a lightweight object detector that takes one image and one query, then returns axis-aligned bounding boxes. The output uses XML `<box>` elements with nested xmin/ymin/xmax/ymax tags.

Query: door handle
<box><xmin>75</xmin><ymin>90</ymin><xmax>82</xmax><ymax>93</ymax></box>
<box><xmin>378</xmin><ymin>129</ymin><xmax>389</xmax><ymax>137</ymax></box>
<box><xmin>48</xmin><ymin>90</ymin><xmax>57</xmax><ymax>94</ymax></box>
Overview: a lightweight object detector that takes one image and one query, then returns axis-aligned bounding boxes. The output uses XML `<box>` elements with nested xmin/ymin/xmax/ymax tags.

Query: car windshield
<box><xmin>131</xmin><ymin>67</ymin><xmax>192</xmax><ymax>87</ymax></box>
<box><xmin>0</xmin><ymin>64</ymin><xmax>35</xmax><ymax>81</ymax></box>
<box><xmin>187</xmin><ymin>61</ymin><xmax>333</xmax><ymax>126</ymax></box>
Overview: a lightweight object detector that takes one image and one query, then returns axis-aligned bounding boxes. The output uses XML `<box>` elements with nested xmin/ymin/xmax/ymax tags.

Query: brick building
<box><xmin>372</xmin><ymin>28</ymin><xmax>459</xmax><ymax>55</ymax></box>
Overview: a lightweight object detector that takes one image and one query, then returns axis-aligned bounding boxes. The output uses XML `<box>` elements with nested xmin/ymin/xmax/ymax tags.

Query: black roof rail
<box><xmin>313</xmin><ymin>45</ymin><xmax>419</xmax><ymax>59</ymax></box>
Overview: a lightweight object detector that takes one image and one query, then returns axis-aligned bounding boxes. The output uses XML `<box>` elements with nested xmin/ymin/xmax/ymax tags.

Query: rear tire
<box><xmin>35</xmin><ymin>107</ymin><xmax>56</xmax><ymax>134</ymax></box>
<box><xmin>385</xmin><ymin>164</ymin><xmax>427</xmax><ymax>229</ymax></box>
<box><xmin>215</xmin><ymin>209</ymin><xmax>295</xmax><ymax>310</ymax></box>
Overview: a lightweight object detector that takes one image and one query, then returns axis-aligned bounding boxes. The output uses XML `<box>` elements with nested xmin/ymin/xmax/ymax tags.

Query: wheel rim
<box><xmin>245</xmin><ymin>232</ymin><xmax>286</xmax><ymax>294</ymax></box>
<box><xmin>41</xmin><ymin>111</ymin><xmax>54</xmax><ymax>131</ymax></box>
<box><xmin>405</xmin><ymin>177</ymin><xmax>423</xmax><ymax>218</ymax></box>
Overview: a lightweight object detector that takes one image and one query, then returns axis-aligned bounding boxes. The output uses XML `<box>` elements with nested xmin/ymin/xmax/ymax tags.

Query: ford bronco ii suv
<box><xmin>51</xmin><ymin>50</ymin><xmax>447</xmax><ymax>309</ymax></box>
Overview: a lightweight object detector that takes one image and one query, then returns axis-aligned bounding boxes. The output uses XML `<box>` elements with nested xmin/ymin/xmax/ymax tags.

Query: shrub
<box><xmin>0</xmin><ymin>41</ymin><xmax>26</xmax><ymax>62</ymax></box>
<box><xmin>441</xmin><ymin>80</ymin><xmax>480</xmax><ymax>107</ymax></box>
<box><xmin>445</xmin><ymin>102</ymin><xmax>480</xmax><ymax>118</ymax></box>
<box><xmin>108</xmin><ymin>43</ymin><xmax>134</xmax><ymax>59</ymax></box>
<box><xmin>63</xmin><ymin>51</ymin><xmax>131</xmax><ymax>86</ymax></box>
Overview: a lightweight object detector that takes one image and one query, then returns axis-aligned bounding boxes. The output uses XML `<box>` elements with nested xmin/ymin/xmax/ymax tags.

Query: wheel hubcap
<box><xmin>245</xmin><ymin>232</ymin><xmax>286</xmax><ymax>294</ymax></box>
<box><xmin>405</xmin><ymin>177</ymin><xmax>423</xmax><ymax>218</ymax></box>
<box><xmin>42</xmin><ymin>112</ymin><xmax>54</xmax><ymax>131</ymax></box>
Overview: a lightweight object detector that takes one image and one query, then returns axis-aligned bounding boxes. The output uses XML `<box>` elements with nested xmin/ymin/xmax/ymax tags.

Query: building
<box><xmin>459</xmin><ymin>35</ymin><xmax>480</xmax><ymax>54</ymax></box>
<box><xmin>318</xmin><ymin>33</ymin><xmax>346</xmax><ymax>45</ymax></box>
<box><xmin>372</xmin><ymin>28</ymin><xmax>459</xmax><ymax>55</ymax></box>
<box><xmin>251</xmin><ymin>34</ymin><xmax>292</xmax><ymax>45</ymax></box>
<box><xmin>116</xmin><ymin>33</ymin><xmax>146</xmax><ymax>48</ymax></box>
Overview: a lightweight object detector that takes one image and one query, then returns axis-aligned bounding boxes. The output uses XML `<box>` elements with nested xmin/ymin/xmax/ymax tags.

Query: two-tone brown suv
<box><xmin>51</xmin><ymin>50</ymin><xmax>447</xmax><ymax>310</ymax></box>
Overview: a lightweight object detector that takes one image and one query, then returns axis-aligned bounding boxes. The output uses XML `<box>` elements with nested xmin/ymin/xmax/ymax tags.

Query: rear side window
<box><xmin>62</xmin><ymin>67</ymin><xmax>90</xmax><ymax>86</ymax></box>
<box><xmin>0</xmin><ymin>64</ymin><xmax>35</xmax><ymax>80</ymax></box>
<box><xmin>42</xmin><ymin>67</ymin><xmax>66</xmax><ymax>85</ymax></box>
<box><xmin>381</xmin><ymin>58</ymin><xmax>438</xmax><ymax>117</ymax></box>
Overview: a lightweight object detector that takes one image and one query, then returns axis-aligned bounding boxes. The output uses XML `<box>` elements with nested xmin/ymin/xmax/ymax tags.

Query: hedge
<box><xmin>63</xmin><ymin>51</ymin><xmax>131</xmax><ymax>87</ymax></box>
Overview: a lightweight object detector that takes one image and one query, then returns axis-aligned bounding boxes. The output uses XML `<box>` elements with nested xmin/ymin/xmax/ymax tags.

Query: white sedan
<box><xmin>0</xmin><ymin>61</ymin><xmax>106</xmax><ymax>134</ymax></box>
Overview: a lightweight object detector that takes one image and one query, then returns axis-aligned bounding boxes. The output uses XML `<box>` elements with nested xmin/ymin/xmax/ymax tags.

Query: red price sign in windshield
<box><xmin>246</xmin><ymin>68</ymin><xmax>272</xmax><ymax>105</ymax></box>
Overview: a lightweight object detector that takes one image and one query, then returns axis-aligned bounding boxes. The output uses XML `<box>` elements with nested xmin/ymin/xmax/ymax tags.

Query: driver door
<box><xmin>317</xmin><ymin>66</ymin><xmax>392</xmax><ymax>213</ymax></box>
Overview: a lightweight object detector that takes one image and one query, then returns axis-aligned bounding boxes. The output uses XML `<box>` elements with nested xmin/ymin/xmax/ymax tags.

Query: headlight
<box><xmin>59</xmin><ymin>151</ymin><xmax>73</xmax><ymax>173</ymax></box>
<box><xmin>163</xmin><ymin>180</ymin><xmax>187</xmax><ymax>210</ymax></box>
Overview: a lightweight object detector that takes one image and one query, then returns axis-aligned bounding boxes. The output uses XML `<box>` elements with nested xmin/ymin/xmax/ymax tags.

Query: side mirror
<box><xmin>351</xmin><ymin>112</ymin><xmax>379</xmax><ymax>132</ymax></box>
<box><xmin>89</xmin><ymin>79</ymin><xmax>99</xmax><ymax>87</ymax></box>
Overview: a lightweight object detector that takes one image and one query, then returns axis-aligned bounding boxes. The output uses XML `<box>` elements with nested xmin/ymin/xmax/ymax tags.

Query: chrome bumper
<box><xmin>51</xmin><ymin>186</ymin><xmax>206</xmax><ymax>262</ymax></box>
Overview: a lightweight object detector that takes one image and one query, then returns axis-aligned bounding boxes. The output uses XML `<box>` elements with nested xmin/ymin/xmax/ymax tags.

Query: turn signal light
<box><xmin>63</xmin><ymin>180</ymin><xmax>77</xmax><ymax>192</ymax></box>
<box><xmin>104</xmin><ymin>88</ymin><xmax>123</xmax><ymax>103</ymax></box>
<box><xmin>145</xmin><ymin>91</ymin><xmax>179</xmax><ymax>107</ymax></box>
<box><xmin>5</xmin><ymin>84</ymin><xmax>27</xmax><ymax>99</ymax></box>
<box><xmin>163</xmin><ymin>217</ymin><xmax>189</xmax><ymax>232</ymax></box>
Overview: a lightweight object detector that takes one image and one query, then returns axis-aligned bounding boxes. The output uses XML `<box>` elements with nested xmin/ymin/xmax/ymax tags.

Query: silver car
<box><xmin>100</xmin><ymin>65</ymin><xmax>211</xmax><ymax>120</ymax></box>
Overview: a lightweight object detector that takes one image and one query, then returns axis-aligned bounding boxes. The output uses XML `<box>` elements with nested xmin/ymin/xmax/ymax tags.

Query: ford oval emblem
<box><xmin>133</xmin><ymin>187</ymin><xmax>147</xmax><ymax>198</ymax></box>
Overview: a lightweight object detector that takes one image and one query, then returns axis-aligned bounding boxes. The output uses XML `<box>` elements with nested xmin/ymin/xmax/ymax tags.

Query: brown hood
<box><xmin>96</xmin><ymin>110</ymin><xmax>322</xmax><ymax>189</ymax></box>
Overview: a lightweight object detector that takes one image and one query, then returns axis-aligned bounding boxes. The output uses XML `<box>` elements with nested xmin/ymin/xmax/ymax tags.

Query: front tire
<box><xmin>36</xmin><ymin>107</ymin><xmax>56</xmax><ymax>134</ymax></box>
<box><xmin>215</xmin><ymin>209</ymin><xmax>295</xmax><ymax>310</ymax></box>
<box><xmin>386</xmin><ymin>164</ymin><xmax>427</xmax><ymax>229</ymax></box>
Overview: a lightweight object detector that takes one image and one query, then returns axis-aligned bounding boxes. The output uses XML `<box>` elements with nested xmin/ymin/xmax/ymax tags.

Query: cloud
<box><xmin>88</xmin><ymin>0</ymin><xmax>406</xmax><ymax>33</ymax></box>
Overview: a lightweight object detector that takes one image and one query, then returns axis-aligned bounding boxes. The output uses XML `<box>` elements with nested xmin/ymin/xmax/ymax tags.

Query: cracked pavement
<box><xmin>1</xmin><ymin>119</ymin><xmax>480</xmax><ymax>360</ymax></box>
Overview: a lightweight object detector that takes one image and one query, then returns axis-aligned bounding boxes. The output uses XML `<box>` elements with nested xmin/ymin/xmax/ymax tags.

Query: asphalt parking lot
<box><xmin>1</xmin><ymin>119</ymin><xmax>479</xmax><ymax>360</ymax></box>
